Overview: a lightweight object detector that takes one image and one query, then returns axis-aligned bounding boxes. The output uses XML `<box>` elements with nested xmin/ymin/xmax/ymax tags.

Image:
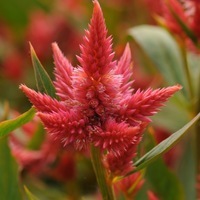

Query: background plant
<box><xmin>0</xmin><ymin>0</ymin><xmax>199</xmax><ymax>199</ymax></box>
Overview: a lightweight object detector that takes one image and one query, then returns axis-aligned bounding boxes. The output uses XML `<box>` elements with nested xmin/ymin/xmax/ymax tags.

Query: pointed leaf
<box><xmin>24</xmin><ymin>186</ymin><xmax>39</xmax><ymax>200</ymax></box>
<box><xmin>127</xmin><ymin>112</ymin><xmax>200</xmax><ymax>173</ymax></box>
<box><xmin>128</xmin><ymin>25</ymin><xmax>188</xmax><ymax>99</ymax></box>
<box><xmin>0</xmin><ymin>107</ymin><xmax>35</xmax><ymax>137</ymax></box>
<box><xmin>0</xmin><ymin>136</ymin><xmax>23</xmax><ymax>200</ymax></box>
<box><xmin>30</xmin><ymin>44</ymin><xmax>56</xmax><ymax>98</ymax></box>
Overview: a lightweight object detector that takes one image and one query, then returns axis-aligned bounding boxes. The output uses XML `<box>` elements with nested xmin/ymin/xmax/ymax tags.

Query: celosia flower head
<box><xmin>20</xmin><ymin>0</ymin><xmax>181</xmax><ymax>175</ymax></box>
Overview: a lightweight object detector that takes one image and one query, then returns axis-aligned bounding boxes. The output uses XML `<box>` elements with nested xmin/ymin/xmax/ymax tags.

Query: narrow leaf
<box><xmin>127</xmin><ymin>112</ymin><xmax>200</xmax><ymax>174</ymax></box>
<box><xmin>0</xmin><ymin>107</ymin><xmax>35</xmax><ymax>137</ymax></box>
<box><xmin>24</xmin><ymin>186</ymin><xmax>39</xmax><ymax>200</ymax></box>
<box><xmin>0</xmin><ymin>136</ymin><xmax>23</xmax><ymax>200</ymax></box>
<box><xmin>30</xmin><ymin>43</ymin><xmax>56</xmax><ymax>98</ymax></box>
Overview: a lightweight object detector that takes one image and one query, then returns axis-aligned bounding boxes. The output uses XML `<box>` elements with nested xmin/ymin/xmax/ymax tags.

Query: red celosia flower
<box><xmin>20</xmin><ymin>0</ymin><xmax>181</xmax><ymax>176</ymax></box>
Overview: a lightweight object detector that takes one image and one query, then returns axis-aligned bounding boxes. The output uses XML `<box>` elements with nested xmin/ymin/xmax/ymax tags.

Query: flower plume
<box><xmin>20</xmin><ymin>0</ymin><xmax>181</xmax><ymax>176</ymax></box>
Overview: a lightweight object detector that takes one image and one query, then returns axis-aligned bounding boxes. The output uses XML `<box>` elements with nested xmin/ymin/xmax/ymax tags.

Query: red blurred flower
<box><xmin>1</xmin><ymin>51</ymin><xmax>24</xmax><ymax>81</ymax></box>
<box><xmin>20</xmin><ymin>0</ymin><xmax>181</xmax><ymax>176</ymax></box>
<box><xmin>26</xmin><ymin>11</ymin><xmax>80</xmax><ymax>60</ymax></box>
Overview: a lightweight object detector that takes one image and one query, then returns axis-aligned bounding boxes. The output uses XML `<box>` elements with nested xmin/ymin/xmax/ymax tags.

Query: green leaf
<box><xmin>0</xmin><ymin>0</ymin><xmax>51</xmax><ymax>28</ymax></box>
<box><xmin>30</xmin><ymin>43</ymin><xmax>56</xmax><ymax>98</ymax></box>
<box><xmin>144</xmin><ymin>133</ymin><xmax>184</xmax><ymax>200</ymax></box>
<box><xmin>127</xmin><ymin>112</ymin><xmax>200</xmax><ymax>173</ymax></box>
<box><xmin>177</xmin><ymin>139</ymin><xmax>196</xmax><ymax>200</ymax></box>
<box><xmin>146</xmin><ymin>158</ymin><xmax>184</xmax><ymax>200</ymax></box>
<box><xmin>128</xmin><ymin>25</ymin><xmax>188</xmax><ymax>99</ymax></box>
<box><xmin>0</xmin><ymin>136</ymin><xmax>23</xmax><ymax>200</ymax></box>
<box><xmin>0</xmin><ymin>0</ymin><xmax>30</xmax><ymax>28</ymax></box>
<box><xmin>187</xmin><ymin>52</ymin><xmax>200</xmax><ymax>109</ymax></box>
<box><xmin>0</xmin><ymin>107</ymin><xmax>35</xmax><ymax>138</ymax></box>
<box><xmin>152</xmin><ymin>100</ymin><xmax>190</xmax><ymax>132</ymax></box>
<box><xmin>24</xmin><ymin>186</ymin><xmax>39</xmax><ymax>200</ymax></box>
<box><xmin>135</xmin><ymin>184</ymin><xmax>148</xmax><ymax>200</ymax></box>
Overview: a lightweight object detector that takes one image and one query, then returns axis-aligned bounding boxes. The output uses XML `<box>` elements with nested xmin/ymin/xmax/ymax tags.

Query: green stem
<box><xmin>90</xmin><ymin>145</ymin><xmax>115</xmax><ymax>200</ymax></box>
<box><xmin>195</xmin><ymin>120</ymin><xmax>200</xmax><ymax>199</ymax></box>
<box><xmin>180</xmin><ymin>42</ymin><xmax>195</xmax><ymax>105</ymax></box>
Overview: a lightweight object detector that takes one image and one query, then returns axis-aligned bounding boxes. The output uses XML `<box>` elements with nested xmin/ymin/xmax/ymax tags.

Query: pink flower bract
<box><xmin>20</xmin><ymin>0</ymin><xmax>181</xmax><ymax>175</ymax></box>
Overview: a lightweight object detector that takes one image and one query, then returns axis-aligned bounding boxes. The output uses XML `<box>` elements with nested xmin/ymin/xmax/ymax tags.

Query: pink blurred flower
<box><xmin>20</xmin><ymin>0</ymin><xmax>181</xmax><ymax>176</ymax></box>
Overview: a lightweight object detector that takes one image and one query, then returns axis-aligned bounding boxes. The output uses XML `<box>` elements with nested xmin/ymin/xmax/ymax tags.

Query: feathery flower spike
<box><xmin>20</xmin><ymin>0</ymin><xmax>181</xmax><ymax>175</ymax></box>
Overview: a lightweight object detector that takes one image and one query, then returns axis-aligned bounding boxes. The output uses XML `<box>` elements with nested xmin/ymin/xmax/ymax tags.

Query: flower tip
<box><xmin>19</xmin><ymin>84</ymin><xmax>35</xmax><ymax>99</ymax></box>
<box><xmin>52</xmin><ymin>42</ymin><xmax>67</xmax><ymax>65</ymax></box>
<box><xmin>52</xmin><ymin>42</ymin><xmax>60</xmax><ymax>57</ymax></box>
<box><xmin>92</xmin><ymin>0</ymin><xmax>102</xmax><ymax>13</ymax></box>
<box><xmin>177</xmin><ymin>84</ymin><xmax>182</xmax><ymax>89</ymax></box>
<box><xmin>19</xmin><ymin>84</ymin><xmax>33</xmax><ymax>96</ymax></box>
<box><xmin>174</xmin><ymin>84</ymin><xmax>182</xmax><ymax>91</ymax></box>
<box><xmin>92</xmin><ymin>0</ymin><xmax>99</xmax><ymax>5</ymax></box>
<box><xmin>19</xmin><ymin>84</ymin><xmax>26</xmax><ymax>91</ymax></box>
<box><xmin>124</xmin><ymin>43</ymin><xmax>132</xmax><ymax>57</ymax></box>
<box><xmin>51</xmin><ymin>42</ymin><xmax>58</xmax><ymax>50</ymax></box>
<box><xmin>125</xmin><ymin>43</ymin><xmax>130</xmax><ymax>49</ymax></box>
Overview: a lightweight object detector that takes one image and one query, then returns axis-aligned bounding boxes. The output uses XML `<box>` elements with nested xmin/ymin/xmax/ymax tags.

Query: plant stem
<box><xmin>90</xmin><ymin>145</ymin><xmax>115</xmax><ymax>200</ymax></box>
<box><xmin>180</xmin><ymin>42</ymin><xmax>195</xmax><ymax>104</ymax></box>
<box><xmin>195</xmin><ymin>120</ymin><xmax>200</xmax><ymax>199</ymax></box>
